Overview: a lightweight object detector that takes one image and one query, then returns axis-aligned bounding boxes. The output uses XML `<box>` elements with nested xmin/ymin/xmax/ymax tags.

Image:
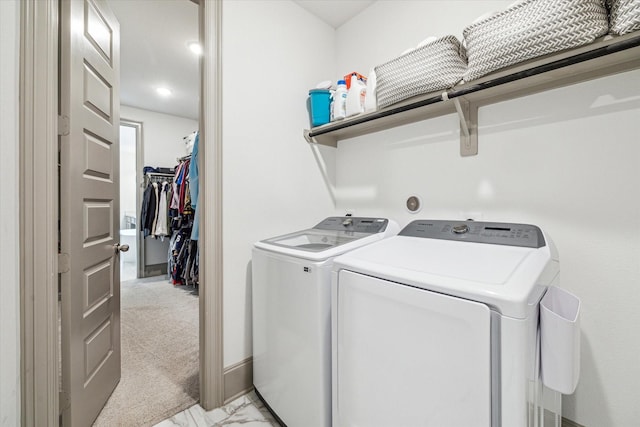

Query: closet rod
<box><xmin>142</xmin><ymin>172</ymin><xmax>174</xmax><ymax>188</ymax></box>
<box><xmin>177</xmin><ymin>154</ymin><xmax>192</xmax><ymax>162</ymax></box>
<box><xmin>145</xmin><ymin>172</ymin><xmax>175</xmax><ymax>177</ymax></box>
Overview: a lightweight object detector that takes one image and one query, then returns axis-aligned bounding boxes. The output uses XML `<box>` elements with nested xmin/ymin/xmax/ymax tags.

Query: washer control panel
<box><xmin>399</xmin><ymin>220</ymin><xmax>545</xmax><ymax>248</ymax></box>
<box><xmin>314</xmin><ymin>217</ymin><xmax>389</xmax><ymax>234</ymax></box>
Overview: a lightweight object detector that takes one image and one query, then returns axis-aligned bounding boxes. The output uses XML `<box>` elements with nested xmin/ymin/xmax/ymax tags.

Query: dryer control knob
<box><xmin>452</xmin><ymin>224</ymin><xmax>469</xmax><ymax>234</ymax></box>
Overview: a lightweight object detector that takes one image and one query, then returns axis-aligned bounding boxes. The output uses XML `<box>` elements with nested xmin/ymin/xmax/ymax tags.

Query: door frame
<box><xmin>119</xmin><ymin>118</ymin><xmax>145</xmax><ymax>280</ymax></box>
<box><xmin>19</xmin><ymin>0</ymin><xmax>59</xmax><ymax>425</ymax></box>
<box><xmin>199</xmin><ymin>0</ymin><xmax>225</xmax><ymax>410</ymax></box>
<box><xmin>19</xmin><ymin>0</ymin><xmax>225</xmax><ymax>423</ymax></box>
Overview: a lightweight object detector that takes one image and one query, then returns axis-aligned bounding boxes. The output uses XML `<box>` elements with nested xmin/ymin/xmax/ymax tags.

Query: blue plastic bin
<box><xmin>309</xmin><ymin>89</ymin><xmax>331</xmax><ymax>127</ymax></box>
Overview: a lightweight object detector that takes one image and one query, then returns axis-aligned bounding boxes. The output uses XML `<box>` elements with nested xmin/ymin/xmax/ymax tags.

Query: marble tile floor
<box><xmin>154</xmin><ymin>391</ymin><xmax>281</xmax><ymax>427</ymax></box>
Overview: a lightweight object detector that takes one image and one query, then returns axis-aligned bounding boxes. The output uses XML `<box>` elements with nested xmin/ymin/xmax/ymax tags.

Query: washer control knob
<box><xmin>452</xmin><ymin>224</ymin><xmax>469</xmax><ymax>234</ymax></box>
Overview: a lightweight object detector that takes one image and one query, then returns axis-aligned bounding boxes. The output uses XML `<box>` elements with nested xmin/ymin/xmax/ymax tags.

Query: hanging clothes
<box><xmin>149</xmin><ymin>182</ymin><xmax>160</xmax><ymax>237</ymax></box>
<box><xmin>176</xmin><ymin>159</ymin><xmax>190</xmax><ymax>214</ymax></box>
<box><xmin>141</xmin><ymin>181</ymin><xmax>158</xmax><ymax>237</ymax></box>
<box><xmin>164</xmin><ymin>135</ymin><xmax>200</xmax><ymax>286</ymax></box>
<box><xmin>183</xmin><ymin>181</ymin><xmax>192</xmax><ymax>215</ymax></box>
<box><xmin>141</xmin><ymin>182</ymin><xmax>153</xmax><ymax>237</ymax></box>
<box><xmin>169</xmin><ymin>226</ymin><xmax>192</xmax><ymax>285</ymax></box>
<box><xmin>141</xmin><ymin>173</ymin><xmax>175</xmax><ymax>239</ymax></box>
<box><xmin>189</xmin><ymin>132</ymin><xmax>200</xmax><ymax>241</ymax></box>
<box><xmin>170</xmin><ymin>162</ymin><xmax>183</xmax><ymax>210</ymax></box>
<box><xmin>183</xmin><ymin>239</ymin><xmax>198</xmax><ymax>286</ymax></box>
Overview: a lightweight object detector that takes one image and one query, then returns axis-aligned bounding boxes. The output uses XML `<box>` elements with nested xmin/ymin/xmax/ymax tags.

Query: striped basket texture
<box><xmin>608</xmin><ymin>0</ymin><xmax>640</xmax><ymax>35</ymax></box>
<box><xmin>463</xmin><ymin>0</ymin><xmax>609</xmax><ymax>82</ymax></box>
<box><xmin>375</xmin><ymin>35</ymin><xmax>467</xmax><ymax>109</ymax></box>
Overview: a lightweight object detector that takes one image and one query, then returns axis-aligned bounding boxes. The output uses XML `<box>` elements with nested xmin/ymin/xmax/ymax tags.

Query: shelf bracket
<box><xmin>304</xmin><ymin>129</ymin><xmax>337</xmax><ymax>148</ymax></box>
<box><xmin>303</xmin><ymin>129</ymin><xmax>314</xmax><ymax>143</ymax></box>
<box><xmin>442</xmin><ymin>93</ymin><xmax>478</xmax><ymax>157</ymax></box>
<box><xmin>452</xmin><ymin>98</ymin><xmax>470</xmax><ymax>138</ymax></box>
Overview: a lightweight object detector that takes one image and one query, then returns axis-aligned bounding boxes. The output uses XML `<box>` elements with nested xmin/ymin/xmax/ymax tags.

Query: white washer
<box><xmin>331</xmin><ymin>219</ymin><xmax>560</xmax><ymax>427</ymax></box>
<box><xmin>252</xmin><ymin>216</ymin><xmax>399</xmax><ymax>427</ymax></box>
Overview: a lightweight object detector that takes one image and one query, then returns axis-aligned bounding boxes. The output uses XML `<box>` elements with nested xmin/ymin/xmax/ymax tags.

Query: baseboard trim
<box><xmin>543</xmin><ymin>408</ymin><xmax>584</xmax><ymax>427</ymax></box>
<box><xmin>143</xmin><ymin>263</ymin><xmax>167</xmax><ymax>277</ymax></box>
<box><xmin>223</xmin><ymin>357</ymin><xmax>253</xmax><ymax>404</ymax></box>
<box><xmin>563</xmin><ymin>417</ymin><xmax>584</xmax><ymax>427</ymax></box>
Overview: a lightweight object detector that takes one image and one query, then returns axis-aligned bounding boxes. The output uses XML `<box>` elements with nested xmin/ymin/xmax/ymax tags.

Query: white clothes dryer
<box><xmin>331</xmin><ymin>219</ymin><xmax>560</xmax><ymax>427</ymax></box>
<box><xmin>252</xmin><ymin>216</ymin><xmax>399</xmax><ymax>427</ymax></box>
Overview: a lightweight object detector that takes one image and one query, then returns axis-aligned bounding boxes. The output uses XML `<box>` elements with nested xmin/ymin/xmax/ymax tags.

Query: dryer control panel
<box><xmin>314</xmin><ymin>217</ymin><xmax>389</xmax><ymax>234</ymax></box>
<box><xmin>399</xmin><ymin>220</ymin><xmax>545</xmax><ymax>248</ymax></box>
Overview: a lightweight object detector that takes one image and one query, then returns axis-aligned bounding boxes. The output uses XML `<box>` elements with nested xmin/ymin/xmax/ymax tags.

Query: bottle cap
<box><xmin>337</xmin><ymin>80</ymin><xmax>346</xmax><ymax>86</ymax></box>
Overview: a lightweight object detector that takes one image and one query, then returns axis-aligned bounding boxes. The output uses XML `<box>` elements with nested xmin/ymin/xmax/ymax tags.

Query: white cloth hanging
<box><xmin>183</xmin><ymin>131</ymin><xmax>197</xmax><ymax>155</ymax></box>
<box><xmin>154</xmin><ymin>181</ymin><xmax>169</xmax><ymax>240</ymax></box>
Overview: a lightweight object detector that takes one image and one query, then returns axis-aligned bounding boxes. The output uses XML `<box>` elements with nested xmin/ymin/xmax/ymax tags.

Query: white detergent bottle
<box><xmin>332</xmin><ymin>79</ymin><xmax>348</xmax><ymax>121</ymax></box>
<box><xmin>346</xmin><ymin>74</ymin><xmax>365</xmax><ymax>117</ymax></box>
<box><xmin>364</xmin><ymin>68</ymin><xmax>377</xmax><ymax>113</ymax></box>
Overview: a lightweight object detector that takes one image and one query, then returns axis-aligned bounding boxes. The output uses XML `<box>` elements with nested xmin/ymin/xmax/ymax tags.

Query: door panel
<box><xmin>60</xmin><ymin>0</ymin><xmax>120</xmax><ymax>425</ymax></box>
<box><xmin>84</xmin><ymin>133</ymin><xmax>114</xmax><ymax>179</ymax></box>
<box><xmin>334</xmin><ymin>270</ymin><xmax>492</xmax><ymax>427</ymax></box>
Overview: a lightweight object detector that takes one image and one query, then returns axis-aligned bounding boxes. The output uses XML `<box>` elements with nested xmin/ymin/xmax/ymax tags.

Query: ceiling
<box><xmin>293</xmin><ymin>0</ymin><xmax>375</xmax><ymax>28</ymax></box>
<box><xmin>109</xmin><ymin>0</ymin><xmax>200</xmax><ymax>120</ymax></box>
<box><xmin>109</xmin><ymin>0</ymin><xmax>375</xmax><ymax>121</ymax></box>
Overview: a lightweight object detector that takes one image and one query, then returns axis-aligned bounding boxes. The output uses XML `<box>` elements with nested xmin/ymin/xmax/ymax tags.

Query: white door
<box><xmin>59</xmin><ymin>0</ymin><xmax>121</xmax><ymax>425</ymax></box>
<box><xmin>334</xmin><ymin>270</ymin><xmax>492</xmax><ymax>427</ymax></box>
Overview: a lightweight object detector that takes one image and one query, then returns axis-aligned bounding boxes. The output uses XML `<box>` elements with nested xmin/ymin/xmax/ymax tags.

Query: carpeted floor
<box><xmin>92</xmin><ymin>276</ymin><xmax>200</xmax><ymax>427</ymax></box>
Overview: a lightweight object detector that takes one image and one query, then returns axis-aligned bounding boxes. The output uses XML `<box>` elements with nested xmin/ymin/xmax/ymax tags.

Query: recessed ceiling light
<box><xmin>187</xmin><ymin>41</ymin><xmax>203</xmax><ymax>55</ymax></box>
<box><xmin>156</xmin><ymin>87</ymin><xmax>172</xmax><ymax>97</ymax></box>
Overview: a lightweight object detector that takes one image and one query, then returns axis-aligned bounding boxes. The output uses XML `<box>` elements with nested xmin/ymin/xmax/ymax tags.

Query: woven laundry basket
<box><xmin>375</xmin><ymin>35</ymin><xmax>467</xmax><ymax>109</ymax></box>
<box><xmin>463</xmin><ymin>0</ymin><xmax>609</xmax><ymax>82</ymax></box>
<box><xmin>608</xmin><ymin>0</ymin><xmax>640</xmax><ymax>35</ymax></box>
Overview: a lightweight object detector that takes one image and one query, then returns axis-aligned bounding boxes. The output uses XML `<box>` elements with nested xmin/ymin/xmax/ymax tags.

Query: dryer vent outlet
<box><xmin>406</xmin><ymin>196</ymin><xmax>422</xmax><ymax>213</ymax></box>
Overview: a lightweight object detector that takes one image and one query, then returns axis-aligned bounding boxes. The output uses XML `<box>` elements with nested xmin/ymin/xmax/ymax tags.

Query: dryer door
<box><xmin>334</xmin><ymin>270</ymin><xmax>492</xmax><ymax>427</ymax></box>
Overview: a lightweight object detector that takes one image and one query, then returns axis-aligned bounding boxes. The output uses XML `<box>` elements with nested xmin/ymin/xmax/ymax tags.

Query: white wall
<box><xmin>222</xmin><ymin>0</ymin><xmax>336</xmax><ymax>365</ymax></box>
<box><xmin>335</xmin><ymin>2</ymin><xmax>640</xmax><ymax>426</ymax></box>
<box><xmin>120</xmin><ymin>105</ymin><xmax>198</xmax><ymax>265</ymax></box>
<box><xmin>0</xmin><ymin>1</ymin><xmax>21</xmax><ymax>425</ymax></box>
<box><xmin>120</xmin><ymin>105</ymin><xmax>198</xmax><ymax>167</ymax></box>
<box><xmin>337</xmin><ymin>0</ymin><xmax>511</xmax><ymax>75</ymax></box>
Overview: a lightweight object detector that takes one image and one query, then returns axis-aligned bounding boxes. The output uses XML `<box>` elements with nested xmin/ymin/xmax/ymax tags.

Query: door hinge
<box><xmin>59</xmin><ymin>390</ymin><xmax>70</xmax><ymax>412</ymax></box>
<box><xmin>58</xmin><ymin>115</ymin><xmax>70</xmax><ymax>136</ymax></box>
<box><xmin>58</xmin><ymin>253</ymin><xmax>70</xmax><ymax>274</ymax></box>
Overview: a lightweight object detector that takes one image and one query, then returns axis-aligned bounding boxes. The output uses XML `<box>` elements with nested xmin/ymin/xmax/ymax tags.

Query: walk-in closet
<box><xmin>91</xmin><ymin>1</ymin><xmax>202</xmax><ymax>425</ymax></box>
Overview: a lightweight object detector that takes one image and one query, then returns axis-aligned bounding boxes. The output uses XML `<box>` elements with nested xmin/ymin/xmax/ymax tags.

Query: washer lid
<box><xmin>263</xmin><ymin>229</ymin><xmax>370</xmax><ymax>252</ymax></box>
<box><xmin>255</xmin><ymin>217</ymin><xmax>397</xmax><ymax>261</ymax></box>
